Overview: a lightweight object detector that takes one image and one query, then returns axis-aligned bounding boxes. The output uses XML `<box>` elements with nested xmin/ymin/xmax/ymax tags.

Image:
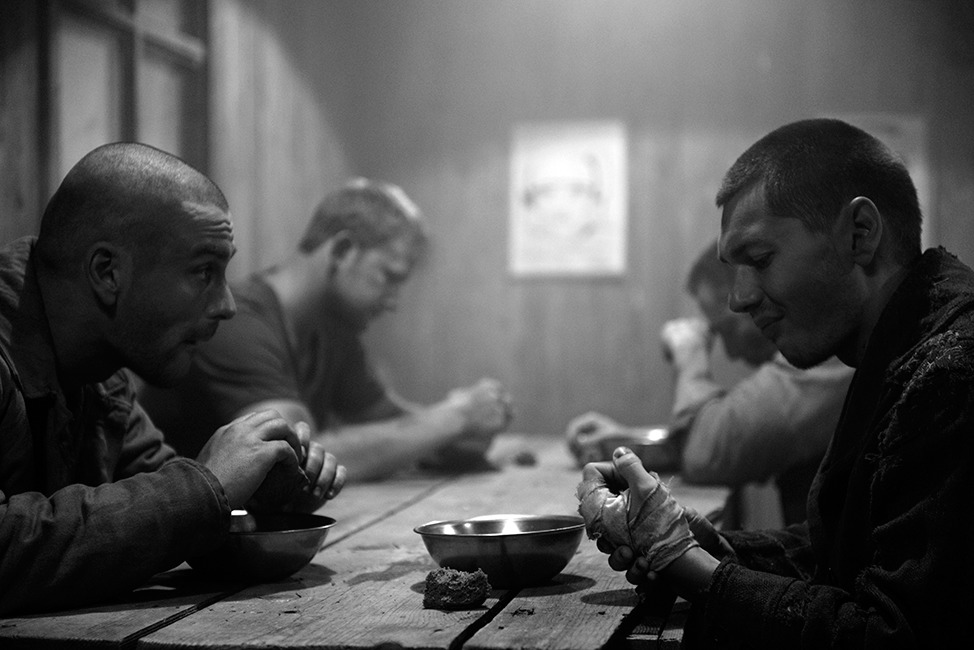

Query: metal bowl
<box><xmin>187</xmin><ymin>511</ymin><xmax>336</xmax><ymax>582</ymax></box>
<box><xmin>570</xmin><ymin>426</ymin><xmax>680</xmax><ymax>472</ymax></box>
<box><xmin>413</xmin><ymin>514</ymin><xmax>585</xmax><ymax>588</ymax></box>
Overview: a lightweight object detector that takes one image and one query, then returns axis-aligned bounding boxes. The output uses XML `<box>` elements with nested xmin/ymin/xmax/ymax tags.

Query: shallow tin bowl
<box><xmin>413</xmin><ymin>514</ymin><xmax>585</xmax><ymax>588</ymax></box>
<box><xmin>570</xmin><ymin>426</ymin><xmax>680</xmax><ymax>472</ymax></box>
<box><xmin>188</xmin><ymin>511</ymin><xmax>336</xmax><ymax>582</ymax></box>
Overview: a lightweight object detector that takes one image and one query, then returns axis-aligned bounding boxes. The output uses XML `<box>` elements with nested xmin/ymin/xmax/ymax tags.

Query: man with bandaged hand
<box><xmin>577</xmin><ymin>119</ymin><xmax>974</xmax><ymax>647</ymax></box>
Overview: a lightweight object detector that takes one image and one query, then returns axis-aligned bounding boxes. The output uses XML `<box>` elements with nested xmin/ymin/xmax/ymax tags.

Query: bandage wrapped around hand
<box><xmin>576</xmin><ymin>466</ymin><xmax>698</xmax><ymax>572</ymax></box>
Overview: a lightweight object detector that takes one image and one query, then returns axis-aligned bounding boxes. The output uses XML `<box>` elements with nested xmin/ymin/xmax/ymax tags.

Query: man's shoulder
<box><xmin>902</xmin><ymin>323</ymin><xmax>974</xmax><ymax>378</ymax></box>
<box><xmin>0</xmin><ymin>238</ymin><xmax>36</xmax><ymax>339</ymax></box>
<box><xmin>203</xmin><ymin>278</ymin><xmax>286</xmax><ymax>352</ymax></box>
<box><xmin>228</xmin><ymin>275</ymin><xmax>281</xmax><ymax>318</ymax></box>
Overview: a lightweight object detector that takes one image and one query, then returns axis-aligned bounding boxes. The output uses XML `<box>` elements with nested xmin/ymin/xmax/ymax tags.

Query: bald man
<box><xmin>0</xmin><ymin>142</ymin><xmax>345</xmax><ymax>615</ymax></box>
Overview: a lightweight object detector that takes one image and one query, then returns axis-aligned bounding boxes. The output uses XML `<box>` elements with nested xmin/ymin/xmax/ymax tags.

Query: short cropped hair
<box><xmin>685</xmin><ymin>239</ymin><xmax>729</xmax><ymax>297</ymax></box>
<box><xmin>715</xmin><ymin>118</ymin><xmax>922</xmax><ymax>263</ymax></box>
<box><xmin>37</xmin><ymin>142</ymin><xmax>228</xmax><ymax>275</ymax></box>
<box><xmin>298</xmin><ymin>178</ymin><xmax>427</xmax><ymax>255</ymax></box>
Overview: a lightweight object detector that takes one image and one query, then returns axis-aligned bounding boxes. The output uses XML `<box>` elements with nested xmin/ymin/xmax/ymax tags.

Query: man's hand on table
<box><xmin>286</xmin><ymin>420</ymin><xmax>347</xmax><ymax>511</ymax></box>
<box><xmin>446</xmin><ymin>377</ymin><xmax>513</xmax><ymax>440</ymax></box>
<box><xmin>564</xmin><ymin>411</ymin><xmax>632</xmax><ymax>459</ymax></box>
<box><xmin>196</xmin><ymin>409</ymin><xmax>346</xmax><ymax>513</ymax></box>
<box><xmin>603</xmin><ymin>507</ymin><xmax>731</xmax><ymax>586</ymax></box>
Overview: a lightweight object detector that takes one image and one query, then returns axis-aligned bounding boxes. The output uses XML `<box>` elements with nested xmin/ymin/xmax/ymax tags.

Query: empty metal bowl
<box><xmin>413</xmin><ymin>514</ymin><xmax>585</xmax><ymax>588</ymax></box>
<box><xmin>188</xmin><ymin>511</ymin><xmax>336</xmax><ymax>582</ymax></box>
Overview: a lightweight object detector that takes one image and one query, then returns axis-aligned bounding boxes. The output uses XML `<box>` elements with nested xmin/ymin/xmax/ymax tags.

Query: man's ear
<box><xmin>309</xmin><ymin>231</ymin><xmax>358</xmax><ymax>278</ymax></box>
<box><xmin>846</xmin><ymin>196</ymin><xmax>883</xmax><ymax>267</ymax></box>
<box><xmin>86</xmin><ymin>243</ymin><xmax>124</xmax><ymax>308</ymax></box>
<box><xmin>329</xmin><ymin>231</ymin><xmax>356</xmax><ymax>262</ymax></box>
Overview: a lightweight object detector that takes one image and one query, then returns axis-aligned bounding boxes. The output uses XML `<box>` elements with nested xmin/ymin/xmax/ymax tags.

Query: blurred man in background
<box><xmin>0</xmin><ymin>143</ymin><xmax>343</xmax><ymax>615</ymax></box>
<box><xmin>567</xmin><ymin>240</ymin><xmax>853</xmax><ymax>528</ymax></box>
<box><xmin>141</xmin><ymin>178</ymin><xmax>513</xmax><ymax>481</ymax></box>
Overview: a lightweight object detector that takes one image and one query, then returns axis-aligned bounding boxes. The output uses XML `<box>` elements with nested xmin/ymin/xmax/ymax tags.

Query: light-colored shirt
<box><xmin>671</xmin><ymin>352</ymin><xmax>854</xmax><ymax>524</ymax></box>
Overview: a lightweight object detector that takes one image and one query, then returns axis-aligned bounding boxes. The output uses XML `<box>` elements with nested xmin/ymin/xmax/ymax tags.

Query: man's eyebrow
<box><xmin>191</xmin><ymin>241</ymin><xmax>237</xmax><ymax>259</ymax></box>
<box><xmin>717</xmin><ymin>239</ymin><xmax>739</xmax><ymax>263</ymax></box>
<box><xmin>720</xmin><ymin>230</ymin><xmax>768</xmax><ymax>263</ymax></box>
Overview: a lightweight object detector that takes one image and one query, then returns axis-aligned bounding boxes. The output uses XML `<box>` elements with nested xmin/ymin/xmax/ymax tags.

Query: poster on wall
<box><xmin>509</xmin><ymin>121</ymin><xmax>628</xmax><ymax>276</ymax></box>
<box><xmin>832</xmin><ymin>113</ymin><xmax>933</xmax><ymax>248</ymax></box>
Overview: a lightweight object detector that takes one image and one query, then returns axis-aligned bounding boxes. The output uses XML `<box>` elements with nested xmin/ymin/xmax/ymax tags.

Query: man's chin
<box><xmin>136</xmin><ymin>356</ymin><xmax>192</xmax><ymax>388</ymax></box>
<box><xmin>779</xmin><ymin>344</ymin><xmax>827</xmax><ymax>370</ymax></box>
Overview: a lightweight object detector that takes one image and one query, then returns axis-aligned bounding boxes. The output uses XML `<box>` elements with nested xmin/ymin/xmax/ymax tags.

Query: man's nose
<box><xmin>208</xmin><ymin>282</ymin><xmax>237</xmax><ymax>320</ymax></box>
<box><xmin>728</xmin><ymin>269</ymin><xmax>761</xmax><ymax>314</ymax></box>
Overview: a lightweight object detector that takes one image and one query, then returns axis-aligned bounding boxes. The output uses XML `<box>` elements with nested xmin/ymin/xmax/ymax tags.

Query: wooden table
<box><xmin>0</xmin><ymin>434</ymin><xmax>727</xmax><ymax>650</ymax></box>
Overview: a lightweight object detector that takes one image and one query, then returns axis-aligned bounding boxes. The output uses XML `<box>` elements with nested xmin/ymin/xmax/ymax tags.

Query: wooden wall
<box><xmin>301</xmin><ymin>0</ymin><xmax>974</xmax><ymax>434</ymax></box>
<box><xmin>4</xmin><ymin>0</ymin><xmax>974</xmax><ymax>438</ymax></box>
<box><xmin>0</xmin><ymin>1</ymin><xmax>43</xmax><ymax>244</ymax></box>
<box><xmin>208</xmin><ymin>0</ymin><xmax>353</xmax><ymax>277</ymax></box>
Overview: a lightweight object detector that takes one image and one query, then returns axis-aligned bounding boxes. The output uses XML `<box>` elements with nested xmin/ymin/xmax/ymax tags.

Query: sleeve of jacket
<box><xmin>107</xmin><ymin>370</ymin><xmax>181</xmax><ymax>477</ymax></box>
<box><xmin>687</xmin><ymin>336</ymin><xmax>974</xmax><ymax>648</ymax></box>
<box><xmin>0</xmin><ymin>458</ymin><xmax>230</xmax><ymax>615</ymax></box>
<box><xmin>0</xmin><ymin>371</ymin><xmax>231</xmax><ymax>615</ymax></box>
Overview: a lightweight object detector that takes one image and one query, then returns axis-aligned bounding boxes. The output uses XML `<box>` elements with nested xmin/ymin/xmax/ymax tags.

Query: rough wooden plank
<box><xmin>0</xmin><ymin>467</ymin><xmax>444</xmax><ymax>648</ymax></box>
<box><xmin>136</xmin><ymin>481</ymin><xmax>512</xmax><ymax>648</ymax></box>
<box><xmin>464</xmin><ymin>546</ymin><xmax>640</xmax><ymax>650</ymax></box>
<box><xmin>617</xmin><ymin>590</ymin><xmax>683</xmax><ymax>650</ymax></box>
<box><xmin>7</xmin><ymin>436</ymin><xmax>726</xmax><ymax>649</ymax></box>
<box><xmin>137</xmin><ymin>437</ymin><xmax>585</xmax><ymax>649</ymax></box>
<box><xmin>315</xmin><ymin>474</ymin><xmax>449</xmax><ymax>546</ymax></box>
<box><xmin>657</xmin><ymin>599</ymin><xmax>691</xmax><ymax>649</ymax></box>
<box><xmin>137</xmin><ymin>545</ymin><xmax>497</xmax><ymax>650</ymax></box>
<box><xmin>0</xmin><ymin>572</ymin><xmax>235</xmax><ymax>650</ymax></box>
<box><xmin>136</xmin><ymin>437</ymin><xmax>726</xmax><ymax>649</ymax></box>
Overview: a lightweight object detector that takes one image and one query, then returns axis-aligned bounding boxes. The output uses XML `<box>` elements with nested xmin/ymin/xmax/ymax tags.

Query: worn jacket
<box><xmin>686</xmin><ymin>248</ymin><xmax>974</xmax><ymax>648</ymax></box>
<box><xmin>0</xmin><ymin>237</ymin><xmax>230</xmax><ymax>615</ymax></box>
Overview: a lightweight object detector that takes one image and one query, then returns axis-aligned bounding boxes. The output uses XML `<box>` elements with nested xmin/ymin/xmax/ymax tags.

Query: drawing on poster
<box><xmin>509</xmin><ymin>122</ymin><xmax>627</xmax><ymax>276</ymax></box>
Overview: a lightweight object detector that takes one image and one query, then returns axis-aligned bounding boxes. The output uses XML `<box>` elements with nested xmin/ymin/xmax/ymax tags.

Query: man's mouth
<box><xmin>753</xmin><ymin>316</ymin><xmax>780</xmax><ymax>338</ymax></box>
<box><xmin>187</xmin><ymin>324</ymin><xmax>220</xmax><ymax>345</ymax></box>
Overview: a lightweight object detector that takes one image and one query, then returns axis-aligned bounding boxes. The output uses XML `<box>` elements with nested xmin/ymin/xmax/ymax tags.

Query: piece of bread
<box><xmin>423</xmin><ymin>568</ymin><xmax>491</xmax><ymax>609</ymax></box>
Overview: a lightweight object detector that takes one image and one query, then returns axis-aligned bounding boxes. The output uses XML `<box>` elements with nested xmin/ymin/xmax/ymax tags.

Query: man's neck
<box><xmin>847</xmin><ymin>262</ymin><xmax>915</xmax><ymax>367</ymax></box>
<box><xmin>262</xmin><ymin>259</ymin><xmax>326</xmax><ymax>351</ymax></box>
<box><xmin>36</xmin><ymin>272</ymin><xmax>118</xmax><ymax>388</ymax></box>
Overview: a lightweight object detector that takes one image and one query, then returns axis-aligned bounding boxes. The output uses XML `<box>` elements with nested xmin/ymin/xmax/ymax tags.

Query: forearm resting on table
<box><xmin>319</xmin><ymin>403</ymin><xmax>472</xmax><ymax>481</ymax></box>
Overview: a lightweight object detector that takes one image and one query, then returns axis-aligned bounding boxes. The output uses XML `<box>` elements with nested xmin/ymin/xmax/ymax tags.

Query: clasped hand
<box><xmin>449</xmin><ymin>378</ymin><xmax>514</xmax><ymax>436</ymax></box>
<box><xmin>576</xmin><ymin>447</ymin><xmax>699</xmax><ymax>585</ymax></box>
<box><xmin>197</xmin><ymin>409</ymin><xmax>346</xmax><ymax>513</ymax></box>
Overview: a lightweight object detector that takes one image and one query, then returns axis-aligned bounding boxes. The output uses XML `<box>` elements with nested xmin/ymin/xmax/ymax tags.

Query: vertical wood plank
<box><xmin>0</xmin><ymin>0</ymin><xmax>42</xmax><ymax>243</ymax></box>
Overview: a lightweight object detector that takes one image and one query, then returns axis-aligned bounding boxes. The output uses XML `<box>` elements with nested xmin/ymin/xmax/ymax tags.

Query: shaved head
<box><xmin>36</xmin><ymin>142</ymin><xmax>229</xmax><ymax>275</ymax></box>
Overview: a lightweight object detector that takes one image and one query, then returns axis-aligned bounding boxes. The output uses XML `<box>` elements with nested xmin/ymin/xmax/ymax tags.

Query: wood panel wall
<box><xmin>311</xmin><ymin>0</ymin><xmax>974</xmax><ymax>435</ymax></box>
<box><xmin>0</xmin><ymin>1</ymin><xmax>43</xmax><ymax>244</ymax></box>
<box><xmin>208</xmin><ymin>0</ymin><xmax>352</xmax><ymax>279</ymax></box>
<box><xmin>4</xmin><ymin>0</ymin><xmax>974</xmax><ymax>439</ymax></box>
